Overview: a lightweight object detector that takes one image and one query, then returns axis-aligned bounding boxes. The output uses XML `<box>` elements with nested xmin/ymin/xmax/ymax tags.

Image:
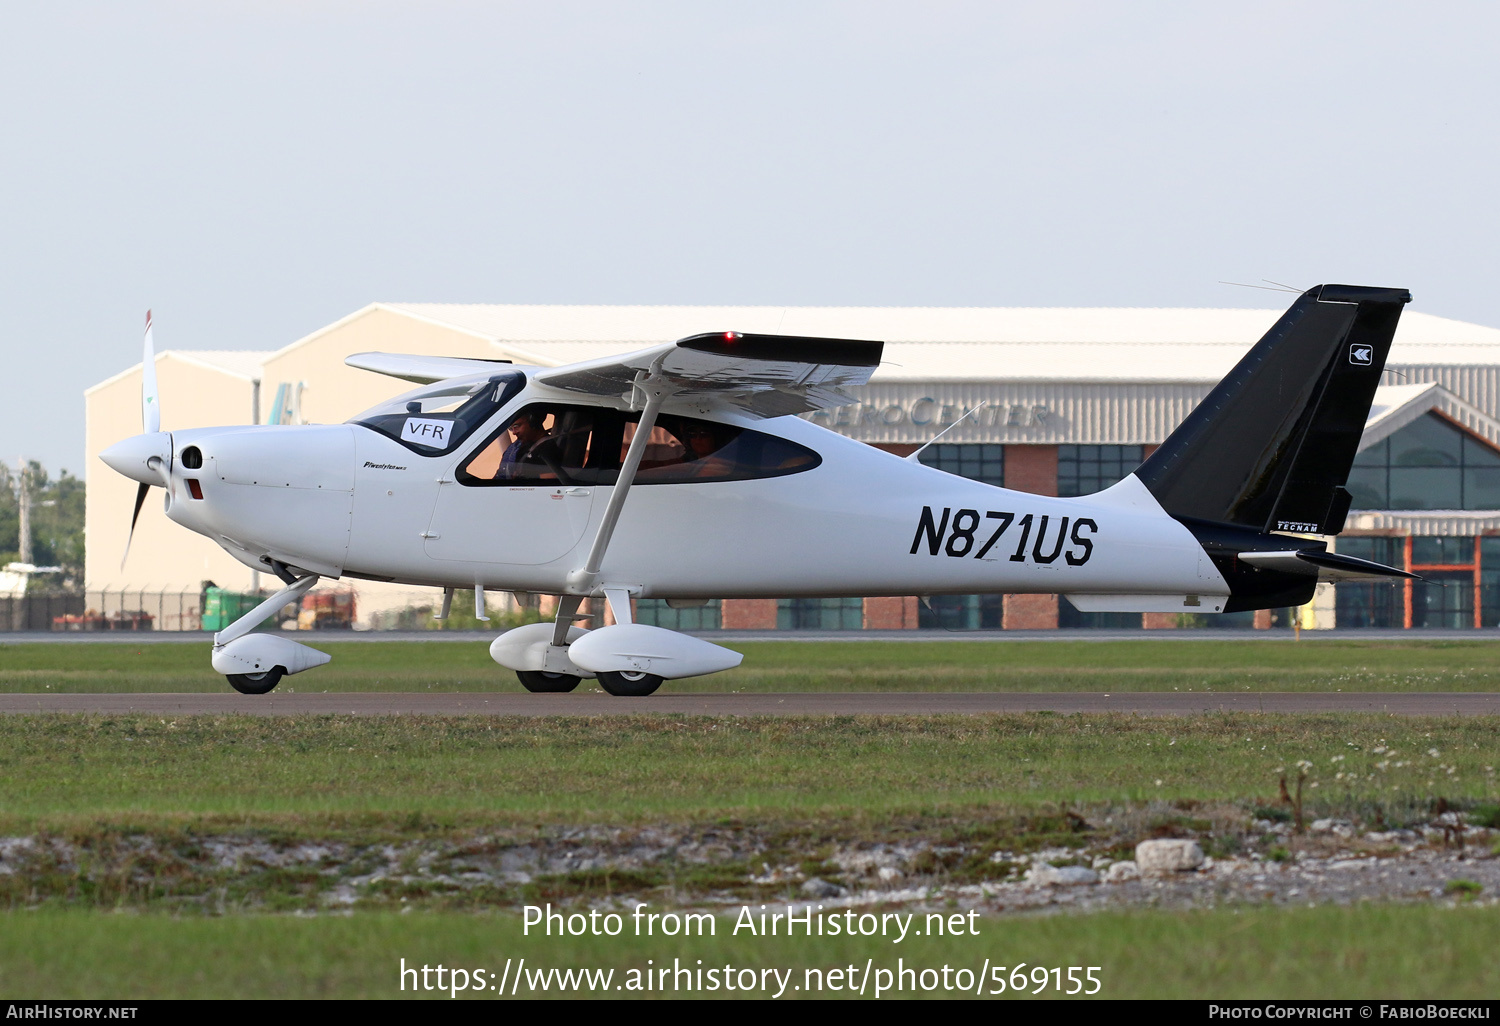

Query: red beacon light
<box><xmin>724</xmin><ymin>331</ymin><xmax>738</xmax><ymax>342</ymax></box>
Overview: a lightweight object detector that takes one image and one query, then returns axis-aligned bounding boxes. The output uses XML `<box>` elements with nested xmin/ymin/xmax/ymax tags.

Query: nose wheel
<box><xmin>596</xmin><ymin>669</ymin><xmax>663</xmax><ymax>697</ymax></box>
<box><xmin>226</xmin><ymin>668</ymin><xmax>285</xmax><ymax>695</ymax></box>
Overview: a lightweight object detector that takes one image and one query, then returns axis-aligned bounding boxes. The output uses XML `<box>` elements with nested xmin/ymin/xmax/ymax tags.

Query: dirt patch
<box><xmin>0</xmin><ymin>805</ymin><xmax>1493</xmax><ymax>914</ymax></box>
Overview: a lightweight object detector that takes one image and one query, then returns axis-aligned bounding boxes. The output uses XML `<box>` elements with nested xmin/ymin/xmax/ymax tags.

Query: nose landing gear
<box><xmin>226</xmin><ymin>668</ymin><xmax>285</xmax><ymax>695</ymax></box>
<box><xmin>210</xmin><ymin>571</ymin><xmax>328</xmax><ymax>695</ymax></box>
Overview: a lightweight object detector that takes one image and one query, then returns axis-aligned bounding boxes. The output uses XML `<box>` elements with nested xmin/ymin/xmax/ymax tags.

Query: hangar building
<box><xmin>83</xmin><ymin>300</ymin><xmax>1500</xmax><ymax>631</ymax></box>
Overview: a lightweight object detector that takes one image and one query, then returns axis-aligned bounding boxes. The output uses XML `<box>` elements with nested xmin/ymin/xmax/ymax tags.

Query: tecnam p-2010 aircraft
<box><xmin>102</xmin><ymin>285</ymin><xmax>1415</xmax><ymax>696</ymax></box>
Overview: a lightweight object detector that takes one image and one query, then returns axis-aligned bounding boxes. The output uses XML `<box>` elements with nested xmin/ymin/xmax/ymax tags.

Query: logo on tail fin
<box><xmin>1350</xmin><ymin>344</ymin><xmax>1373</xmax><ymax>365</ymax></box>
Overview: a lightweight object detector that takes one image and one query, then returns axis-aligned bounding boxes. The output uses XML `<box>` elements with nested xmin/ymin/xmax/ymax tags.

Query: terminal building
<box><xmin>83</xmin><ymin>300</ymin><xmax>1500</xmax><ymax>631</ymax></box>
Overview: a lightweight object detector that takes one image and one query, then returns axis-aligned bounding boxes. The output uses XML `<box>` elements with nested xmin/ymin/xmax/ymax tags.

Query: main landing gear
<box><xmin>595</xmin><ymin>669</ymin><xmax>663</xmax><ymax>697</ymax></box>
<box><xmin>491</xmin><ymin>596</ymin><xmax>697</xmax><ymax>697</ymax></box>
<box><xmin>513</xmin><ymin>664</ymin><xmax>662</xmax><ymax>697</ymax></box>
<box><xmin>514</xmin><ymin>667</ymin><xmax>662</xmax><ymax>697</ymax></box>
<box><xmin>516</xmin><ymin>670</ymin><xmax>581</xmax><ymax>693</ymax></box>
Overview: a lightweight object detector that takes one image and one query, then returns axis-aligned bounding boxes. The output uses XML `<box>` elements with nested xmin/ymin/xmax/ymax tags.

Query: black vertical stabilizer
<box><xmin>1135</xmin><ymin>284</ymin><xmax>1411</xmax><ymax>536</ymax></box>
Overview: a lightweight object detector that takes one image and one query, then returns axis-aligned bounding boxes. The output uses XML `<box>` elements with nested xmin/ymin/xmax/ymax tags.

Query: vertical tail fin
<box><xmin>1135</xmin><ymin>284</ymin><xmax>1411</xmax><ymax>535</ymax></box>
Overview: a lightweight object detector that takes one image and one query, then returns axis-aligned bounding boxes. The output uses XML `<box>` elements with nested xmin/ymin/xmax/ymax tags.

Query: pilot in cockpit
<box><xmin>498</xmin><ymin>410</ymin><xmax>551</xmax><ymax>479</ymax></box>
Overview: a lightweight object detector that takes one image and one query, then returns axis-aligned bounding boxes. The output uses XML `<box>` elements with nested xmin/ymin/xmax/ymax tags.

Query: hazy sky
<box><xmin>4</xmin><ymin>1</ymin><xmax>1498</xmax><ymax>472</ymax></box>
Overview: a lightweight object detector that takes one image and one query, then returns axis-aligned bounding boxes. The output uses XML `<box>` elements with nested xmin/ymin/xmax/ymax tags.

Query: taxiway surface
<box><xmin>0</xmin><ymin>692</ymin><xmax>1495</xmax><ymax>716</ymax></box>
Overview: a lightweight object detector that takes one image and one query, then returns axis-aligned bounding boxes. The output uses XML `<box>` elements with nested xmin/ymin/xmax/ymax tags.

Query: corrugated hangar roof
<box><xmin>85</xmin><ymin>349</ymin><xmax>274</xmax><ymax>394</ymax></box>
<box><xmin>382</xmin><ymin>303</ymin><xmax>1500</xmax><ymax>384</ymax></box>
<box><xmin>91</xmin><ymin>303</ymin><xmax>1500</xmax><ymax>392</ymax></box>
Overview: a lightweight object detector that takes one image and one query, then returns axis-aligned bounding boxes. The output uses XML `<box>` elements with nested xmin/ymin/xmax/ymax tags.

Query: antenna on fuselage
<box><xmin>904</xmin><ymin>402</ymin><xmax>989</xmax><ymax>463</ymax></box>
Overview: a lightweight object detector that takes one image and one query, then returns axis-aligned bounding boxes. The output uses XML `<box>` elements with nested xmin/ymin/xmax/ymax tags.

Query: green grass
<box><xmin>6</xmin><ymin>638</ymin><xmax>1500</xmax><ymax>693</ymax></box>
<box><xmin>3</xmin><ymin>905</ymin><xmax>1498</xmax><ymax>998</ymax></box>
<box><xmin>1</xmin><ymin>641</ymin><xmax>1497</xmax><ymax>998</ymax></box>
<box><xmin>0</xmin><ymin>714</ymin><xmax>1489</xmax><ymax>829</ymax></box>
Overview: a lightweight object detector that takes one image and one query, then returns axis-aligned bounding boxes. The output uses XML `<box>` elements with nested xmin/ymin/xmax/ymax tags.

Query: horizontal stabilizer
<box><xmin>534</xmin><ymin>331</ymin><xmax>884</xmax><ymax>418</ymax></box>
<box><xmin>1238</xmin><ymin>549</ymin><xmax>1416</xmax><ymax>582</ymax></box>
<box><xmin>346</xmin><ymin>352</ymin><xmax>514</xmax><ymax>385</ymax></box>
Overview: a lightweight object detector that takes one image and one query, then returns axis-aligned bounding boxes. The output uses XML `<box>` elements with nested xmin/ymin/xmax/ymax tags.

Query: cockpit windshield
<box><xmin>349</xmin><ymin>371</ymin><xmax>526</xmax><ymax>455</ymax></box>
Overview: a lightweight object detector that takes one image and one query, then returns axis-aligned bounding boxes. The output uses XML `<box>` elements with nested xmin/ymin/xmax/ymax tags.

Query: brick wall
<box><xmin>863</xmin><ymin>596</ymin><xmax>919</xmax><ymax>629</ymax></box>
<box><xmin>1003</xmin><ymin>593</ymin><xmax>1058</xmax><ymax>629</ymax></box>
<box><xmin>1005</xmin><ymin>445</ymin><xmax>1058</xmax><ymax>496</ymax></box>
<box><xmin>721</xmin><ymin>598</ymin><xmax>778</xmax><ymax>630</ymax></box>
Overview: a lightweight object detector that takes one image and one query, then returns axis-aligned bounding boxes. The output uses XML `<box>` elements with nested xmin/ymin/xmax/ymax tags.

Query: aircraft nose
<box><xmin>100</xmin><ymin>431</ymin><xmax>172</xmax><ymax>485</ymax></box>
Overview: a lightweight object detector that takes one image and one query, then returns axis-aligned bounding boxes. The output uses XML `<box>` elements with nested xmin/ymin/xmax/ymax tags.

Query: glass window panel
<box><xmin>634</xmin><ymin>599</ymin><xmax>722</xmax><ymax>631</ymax></box>
<box><xmin>1334</xmin><ymin>537</ymin><xmax>1378</xmax><ymax>561</ymax></box>
<box><xmin>1389</xmin><ymin>468</ymin><xmax>1462</xmax><ymax>510</ymax></box>
<box><xmin>918</xmin><ymin>595</ymin><xmax>1006</xmax><ymax>630</ymax></box>
<box><xmin>1463</xmin><ymin>435</ymin><xmax>1500</xmax><ymax>468</ymax></box>
<box><xmin>1412</xmin><ymin>536</ymin><xmax>1474</xmax><ymax>566</ymax></box>
<box><xmin>1344</xmin><ymin>468</ymin><xmax>1386</xmax><ymax>509</ymax></box>
<box><xmin>1464</xmin><ymin>469</ymin><xmax>1500</xmax><ymax>510</ymax></box>
<box><xmin>1482</xmin><ymin>539</ymin><xmax>1500</xmax><ymax>627</ymax></box>
<box><xmin>1389</xmin><ymin>415</ymin><xmax>1462</xmax><ymax>467</ymax></box>
<box><xmin>1483</xmin><ymin>573</ymin><xmax>1500</xmax><ymax>628</ymax></box>
<box><xmin>1336</xmin><ymin>580</ymin><xmax>1404</xmax><ymax>628</ymax></box>
<box><xmin>777</xmin><ymin>598</ymin><xmax>863</xmax><ymax>630</ymax></box>
<box><xmin>1352</xmin><ymin>438</ymin><xmax>1388</xmax><ymax>467</ymax></box>
<box><xmin>919</xmin><ymin>444</ymin><xmax>1004</xmax><ymax>487</ymax></box>
<box><xmin>1410</xmin><ymin>572</ymin><xmax>1474</xmax><ymax>629</ymax></box>
<box><xmin>1057</xmin><ymin>444</ymin><xmax>1142</xmax><ymax>497</ymax></box>
<box><xmin>351</xmin><ymin>372</ymin><xmax>527</xmax><ymax>456</ymax></box>
<box><xmin>1337</xmin><ymin>536</ymin><xmax>1406</xmax><ymax>569</ymax></box>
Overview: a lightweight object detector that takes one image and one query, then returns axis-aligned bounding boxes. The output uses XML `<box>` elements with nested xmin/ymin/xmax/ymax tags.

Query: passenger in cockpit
<box><xmin>680</xmin><ymin>421</ymin><xmax>735</xmax><ymax>478</ymax></box>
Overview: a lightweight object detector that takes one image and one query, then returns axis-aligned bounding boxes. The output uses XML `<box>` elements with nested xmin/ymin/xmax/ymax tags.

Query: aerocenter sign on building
<box><xmin>83</xmin><ymin>301</ymin><xmax>1500</xmax><ymax>631</ymax></box>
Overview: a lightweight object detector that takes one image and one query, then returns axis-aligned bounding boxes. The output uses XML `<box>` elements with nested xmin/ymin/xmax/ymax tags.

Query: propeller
<box><xmin>122</xmin><ymin>481</ymin><xmax>151</xmax><ymax>568</ymax></box>
<box><xmin>142</xmin><ymin>309</ymin><xmax>160</xmax><ymax>434</ymax></box>
<box><xmin>104</xmin><ymin>311</ymin><xmax>171</xmax><ymax>568</ymax></box>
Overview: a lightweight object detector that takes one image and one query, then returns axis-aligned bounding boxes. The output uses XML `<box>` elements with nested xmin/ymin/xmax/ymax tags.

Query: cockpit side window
<box><xmin>457</xmin><ymin>403</ymin><xmax>821</xmax><ymax>486</ymax></box>
<box><xmin>349</xmin><ymin>372</ymin><xmax>526</xmax><ymax>455</ymax></box>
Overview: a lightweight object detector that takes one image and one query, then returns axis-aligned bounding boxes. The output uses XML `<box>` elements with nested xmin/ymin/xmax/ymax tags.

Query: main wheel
<box><xmin>226</xmin><ymin>667</ymin><xmax>285</xmax><ymax>695</ymax></box>
<box><xmin>516</xmin><ymin>670</ymin><xmax>582</xmax><ymax>693</ymax></box>
<box><xmin>596</xmin><ymin>669</ymin><xmax>664</xmax><ymax>697</ymax></box>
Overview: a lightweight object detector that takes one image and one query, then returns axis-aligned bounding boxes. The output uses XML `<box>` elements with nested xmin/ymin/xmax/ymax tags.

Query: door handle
<box><xmin>563</xmin><ymin>488</ymin><xmax>589</xmax><ymax>497</ymax></box>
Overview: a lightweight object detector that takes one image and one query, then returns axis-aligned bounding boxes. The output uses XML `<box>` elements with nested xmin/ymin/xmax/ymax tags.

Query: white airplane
<box><xmin>101</xmin><ymin>286</ymin><xmax>1416</xmax><ymax>696</ymax></box>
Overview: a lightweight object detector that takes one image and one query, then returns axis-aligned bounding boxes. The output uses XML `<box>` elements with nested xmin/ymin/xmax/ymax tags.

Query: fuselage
<box><xmin>155</xmin><ymin>376</ymin><xmax>1228</xmax><ymax>602</ymax></box>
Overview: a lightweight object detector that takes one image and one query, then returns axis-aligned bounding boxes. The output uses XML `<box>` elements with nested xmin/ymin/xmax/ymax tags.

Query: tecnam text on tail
<box><xmin>101</xmin><ymin>285</ymin><xmax>1415</xmax><ymax>695</ymax></box>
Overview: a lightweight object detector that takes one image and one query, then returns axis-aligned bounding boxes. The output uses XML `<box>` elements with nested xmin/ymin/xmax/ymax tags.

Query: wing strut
<box><xmin>554</xmin><ymin>358</ymin><xmax>670</xmax><ymax>645</ymax></box>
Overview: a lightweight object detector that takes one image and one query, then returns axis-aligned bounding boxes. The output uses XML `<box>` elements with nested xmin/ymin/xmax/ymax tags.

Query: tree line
<box><xmin>0</xmin><ymin>461</ymin><xmax>84</xmax><ymax>592</ymax></box>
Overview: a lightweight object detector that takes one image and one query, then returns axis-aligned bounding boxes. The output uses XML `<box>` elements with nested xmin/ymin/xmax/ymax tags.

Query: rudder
<box><xmin>1135</xmin><ymin>284</ymin><xmax>1411</xmax><ymax>535</ymax></box>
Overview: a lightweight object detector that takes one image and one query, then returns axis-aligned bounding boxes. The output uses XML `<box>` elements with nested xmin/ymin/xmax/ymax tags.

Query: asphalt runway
<box><xmin>0</xmin><ymin>692</ymin><xmax>1496</xmax><ymax>716</ymax></box>
<box><xmin>8</xmin><ymin>628</ymin><xmax>1500</xmax><ymax>643</ymax></box>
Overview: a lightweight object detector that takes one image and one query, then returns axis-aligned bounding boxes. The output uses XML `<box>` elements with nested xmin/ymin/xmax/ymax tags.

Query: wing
<box><xmin>345</xmin><ymin>352</ymin><xmax>515</xmax><ymax>385</ymax></box>
<box><xmin>533</xmin><ymin>331</ymin><xmax>884</xmax><ymax>418</ymax></box>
